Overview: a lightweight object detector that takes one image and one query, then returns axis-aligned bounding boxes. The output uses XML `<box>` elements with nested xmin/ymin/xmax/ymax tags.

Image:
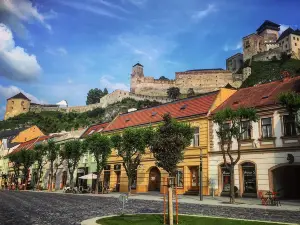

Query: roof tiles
<box><xmin>81</xmin><ymin>122</ymin><xmax>110</xmax><ymax>138</ymax></box>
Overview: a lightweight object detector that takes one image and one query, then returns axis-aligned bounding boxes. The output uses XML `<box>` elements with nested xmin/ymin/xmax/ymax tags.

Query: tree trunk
<box><xmin>49</xmin><ymin>163</ymin><xmax>53</xmax><ymax>191</ymax></box>
<box><xmin>53</xmin><ymin>173</ymin><xmax>56</xmax><ymax>191</ymax></box>
<box><xmin>95</xmin><ymin>174</ymin><xmax>99</xmax><ymax>194</ymax></box>
<box><xmin>168</xmin><ymin>186</ymin><xmax>174</xmax><ymax>225</ymax></box>
<box><xmin>128</xmin><ymin>176</ymin><xmax>132</xmax><ymax>194</ymax></box>
<box><xmin>230</xmin><ymin>166</ymin><xmax>235</xmax><ymax>204</ymax></box>
<box><xmin>69</xmin><ymin>172</ymin><xmax>74</xmax><ymax>188</ymax></box>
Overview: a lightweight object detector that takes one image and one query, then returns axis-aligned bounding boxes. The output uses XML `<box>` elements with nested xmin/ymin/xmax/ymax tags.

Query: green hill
<box><xmin>0</xmin><ymin>98</ymin><xmax>161</xmax><ymax>134</ymax></box>
<box><xmin>241</xmin><ymin>59</ymin><xmax>300</xmax><ymax>88</ymax></box>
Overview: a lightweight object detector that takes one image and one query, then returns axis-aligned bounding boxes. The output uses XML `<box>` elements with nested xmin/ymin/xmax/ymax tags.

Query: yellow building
<box><xmin>99</xmin><ymin>88</ymin><xmax>236</xmax><ymax>195</ymax></box>
<box><xmin>4</xmin><ymin>92</ymin><xmax>31</xmax><ymax>120</ymax></box>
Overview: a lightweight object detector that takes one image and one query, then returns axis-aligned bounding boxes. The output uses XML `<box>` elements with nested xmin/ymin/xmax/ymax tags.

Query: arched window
<box><xmin>220</xmin><ymin>164</ymin><xmax>231</xmax><ymax>192</ymax></box>
<box><xmin>242</xmin><ymin>162</ymin><xmax>256</xmax><ymax>194</ymax></box>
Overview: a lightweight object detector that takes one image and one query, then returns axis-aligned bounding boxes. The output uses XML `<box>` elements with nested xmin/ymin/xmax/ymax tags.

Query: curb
<box><xmin>81</xmin><ymin>214</ymin><xmax>298</xmax><ymax>225</ymax></box>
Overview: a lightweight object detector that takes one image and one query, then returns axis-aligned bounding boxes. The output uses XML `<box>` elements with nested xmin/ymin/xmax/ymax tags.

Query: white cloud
<box><xmin>127</xmin><ymin>0</ymin><xmax>147</xmax><ymax>7</ymax></box>
<box><xmin>58</xmin><ymin>1</ymin><xmax>123</xmax><ymax>19</ymax></box>
<box><xmin>0</xmin><ymin>85</ymin><xmax>46</xmax><ymax>104</ymax></box>
<box><xmin>45</xmin><ymin>47</ymin><xmax>68</xmax><ymax>56</ymax></box>
<box><xmin>223</xmin><ymin>41</ymin><xmax>242</xmax><ymax>52</ymax></box>
<box><xmin>100</xmin><ymin>75</ymin><xmax>130</xmax><ymax>91</ymax></box>
<box><xmin>280</xmin><ymin>24</ymin><xmax>290</xmax><ymax>34</ymax></box>
<box><xmin>0</xmin><ymin>23</ymin><xmax>42</xmax><ymax>81</ymax></box>
<box><xmin>89</xmin><ymin>0</ymin><xmax>129</xmax><ymax>13</ymax></box>
<box><xmin>192</xmin><ymin>4</ymin><xmax>217</xmax><ymax>21</ymax></box>
<box><xmin>67</xmin><ymin>78</ymin><xmax>73</xmax><ymax>84</ymax></box>
<box><xmin>0</xmin><ymin>0</ymin><xmax>52</xmax><ymax>35</ymax></box>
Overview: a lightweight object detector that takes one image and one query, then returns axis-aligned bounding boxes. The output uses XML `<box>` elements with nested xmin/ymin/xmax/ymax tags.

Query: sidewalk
<box><xmin>28</xmin><ymin>190</ymin><xmax>300</xmax><ymax>212</ymax></box>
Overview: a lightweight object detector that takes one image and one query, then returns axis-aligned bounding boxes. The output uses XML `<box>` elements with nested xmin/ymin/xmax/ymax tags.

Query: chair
<box><xmin>272</xmin><ymin>191</ymin><xmax>281</xmax><ymax>206</ymax></box>
<box><xmin>258</xmin><ymin>191</ymin><xmax>267</xmax><ymax>205</ymax></box>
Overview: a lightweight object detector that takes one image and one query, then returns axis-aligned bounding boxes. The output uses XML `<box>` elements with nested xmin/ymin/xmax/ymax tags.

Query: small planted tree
<box><xmin>18</xmin><ymin>149</ymin><xmax>35</xmax><ymax>190</ymax></box>
<box><xmin>61</xmin><ymin>140</ymin><xmax>85</xmax><ymax>188</ymax></box>
<box><xmin>45</xmin><ymin>140</ymin><xmax>60</xmax><ymax>191</ymax></box>
<box><xmin>167</xmin><ymin>87</ymin><xmax>181</xmax><ymax>100</ymax></box>
<box><xmin>213</xmin><ymin>107</ymin><xmax>258</xmax><ymax>204</ymax></box>
<box><xmin>150</xmin><ymin>113</ymin><xmax>193</xmax><ymax>225</ymax></box>
<box><xmin>278</xmin><ymin>91</ymin><xmax>300</xmax><ymax>130</ymax></box>
<box><xmin>111</xmin><ymin>127</ymin><xmax>152</xmax><ymax>193</ymax></box>
<box><xmin>83</xmin><ymin>133</ymin><xmax>112</xmax><ymax>193</ymax></box>
<box><xmin>33</xmin><ymin>144</ymin><xmax>47</xmax><ymax>190</ymax></box>
<box><xmin>187</xmin><ymin>88</ymin><xmax>195</xmax><ymax>98</ymax></box>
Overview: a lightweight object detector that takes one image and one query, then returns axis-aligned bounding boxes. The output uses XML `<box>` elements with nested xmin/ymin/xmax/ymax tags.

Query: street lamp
<box><xmin>199</xmin><ymin>147</ymin><xmax>203</xmax><ymax>201</ymax></box>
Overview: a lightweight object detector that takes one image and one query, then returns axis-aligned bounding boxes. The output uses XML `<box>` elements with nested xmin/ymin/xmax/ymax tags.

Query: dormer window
<box><xmin>151</xmin><ymin>112</ymin><xmax>157</xmax><ymax>117</ymax></box>
<box><xmin>180</xmin><ymin>104</ymin><xmax>187</xmax><ymax>110</ymax></box>
<box><xmin>262</xmin><ymin>95</ymin><xmax>268</xmax><ymax>99</ymax></box>
<box><xmin>233</xmin><ymin>101</ymin><xmax>239</xmax><ymax>105</ymax></box>
<box><xmin>125</xmin><ymin>118</ymin><xmax>131</xmax><ymax>122</ymax></box>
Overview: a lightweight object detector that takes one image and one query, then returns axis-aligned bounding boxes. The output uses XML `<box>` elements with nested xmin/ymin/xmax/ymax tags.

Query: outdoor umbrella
<box><xmin>78</xmin><ymin>173</ymin><xmax>97</xmax><ymax>180</ymax></box>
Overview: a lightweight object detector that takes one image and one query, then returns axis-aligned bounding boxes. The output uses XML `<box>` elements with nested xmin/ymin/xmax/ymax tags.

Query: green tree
<box><xmin>213</xmin><ymin>107</ymin><xmax>258</xmax><ymax>204</ymax></box>
<box><xmin>33</xmin><ymin>144</ymin><xmax>47</xmax><ymax>190</ymax></box>
<box><xmin>150</xmin><ymin>114</ymin><xmax>193</xmax><ymax>176</ymax></box>
<box><xmin>187</xmin><ymin>88</ymin><xmax>195</xmax><ymax>98</ymax></box>
<box><xmin>167</xmin><ymin>87</ymin><xmax>181</xmax><ymax>100</ymax></box>
<box><xmin>83</xmin><ymin>133</ymin><xmax>112</xmax><ymax>193</ymax></box>
<box><xmin>111</xmin><ymin>127</ymin><xmax>152</xmax><ymax>193</ymax></box>
<box><xmin>159</xmin><ymin>76</ymin><xmax>169</xmax><ymax>81</ymax></box>
<box><xmin>18</xmin><ymin>149</ymin><xmax>35</xmax><ymax>190</ymax></box>
<box><xmin>86</xmin><ymin>88</ymin><xmax>103</xmax><ymax>105</ymax></box>
<box><xmin>149</xmin><ymin>113</ymin><xmax>193</xmax><ymax>225</ymax></box>
<box><xmin>45</xmin><ymin>140</ymin><xmax>60</xmax><ymax>191</ymax></box>
<box><xmin>278</xmin><ymin>91</ymin><xmax>300</xmax><ymax>130</ymax></box>
<box><xmin>61</xmin><ymin>140</ymin><xmax>85</xmax><ymax>188</ymax></box>
<box><xmin>8</xmin><ymin>152</ymin><xmax>22</xmax><ymax>188</ymax></box>
<box><xmin>103</xmin><ymin>88</ymin><xmax>109</xmax><ymax>95</ymax></box>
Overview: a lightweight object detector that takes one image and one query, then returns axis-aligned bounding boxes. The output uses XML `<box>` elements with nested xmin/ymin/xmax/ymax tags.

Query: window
<box><xmin>242</xmin><ymin>162</ymin><xmax>257</xmax><ymax>194</ymax></box>
<box><xmin>176</xmin><ymin>168</ymin><xmax>184</xmax><ymax>188</ymax></box>
<box><xmin>191</xmin><ymin>127</ymin><xmax>199</xmax><ymax>147</ymax></box>
<box><xmin>295</xmin><ymin>43</ymin><xmax>298</xmax><ymax>46</ymax></box>
<box><xmin>241</xmin><ymin>121</ymin><xmax>251</xmax><ymax>140</ymax></box>
<box><xmin>297</xmin><ymin>38</ymin><xmax>299</xmax><ymax>41</ymax></box>
<box><xmin>293</xmin><ymin>37</ymin><xmax>296</xmax><ymax>40</ymax></box>
<box><xmin>244</xmin><ymin>40</ymin><xmax>250</xmax><ymax>48</ymax></box>
<box><xmin>285</xmin><ymin>44</ymin><xmax>288</xmax><ymax>49</ymax></box>
<box><xmin>21</xmin><ymin>101</ymin><xmax>24</xmax><ymax>106</ymax></box>
<box><xmin>261</xmin><ymin>117</ymin><xmax>272</xmax><ymax>138</ymax></box>
<box><xmin>12</xmin><ymin>101</ymin><xmax>14</xmax><ymax>105</ymax></box>
<box><xmin>221</xmin><ymin>165</ymin><xmax>231</xmax><ymax>192</ymax></box>
<box><xmin>283</xmin><ymin>115</ymin><xmax>297</xmax><ymax>136</ymax></box>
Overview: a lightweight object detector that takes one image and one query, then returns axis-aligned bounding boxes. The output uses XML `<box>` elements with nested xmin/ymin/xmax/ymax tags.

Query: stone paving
<box><xmin>0</xmin><ymin>191</ymin><xmax>299</xmax><ymax>225</ymax></box>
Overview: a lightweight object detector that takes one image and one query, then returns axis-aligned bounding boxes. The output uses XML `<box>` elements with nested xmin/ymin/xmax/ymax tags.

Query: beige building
<box><xmin>226</xmin><ymin>53</ymin><xmax>243</xmax><ymax>73</ymax></box>
<box><xmin>130</xmin><ymin>63</ymin><xmax>234</xmax><ymax>97</ymax></box>
<box><xmin>4</xmin><ymin>93</ymin><xmax>31</xmax><ymax>120</ymax></box>
<box><xmin>277</xmin><ymin>27</ymin><xmax>300</xmax><ymax>59</ymax></box>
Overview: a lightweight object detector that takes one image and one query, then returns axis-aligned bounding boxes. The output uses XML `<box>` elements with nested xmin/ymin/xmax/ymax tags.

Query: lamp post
<box><xmin>199</xmin><ymin>148</ymin><xmax>203</xmax><ymax>201</ymax></box>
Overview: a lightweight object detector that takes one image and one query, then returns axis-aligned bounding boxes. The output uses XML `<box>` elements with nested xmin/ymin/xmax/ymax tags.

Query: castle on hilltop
<box><xmin>130</xmin><ymin>63</ymin><xmax>235</xmax><ymax>96</ymax></box>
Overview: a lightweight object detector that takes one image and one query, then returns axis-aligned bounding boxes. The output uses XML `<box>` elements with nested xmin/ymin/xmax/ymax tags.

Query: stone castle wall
<box><xmin>132</xmin><ymin>70</ymin><xmax>234</xmax><ymax>96</ymax></box>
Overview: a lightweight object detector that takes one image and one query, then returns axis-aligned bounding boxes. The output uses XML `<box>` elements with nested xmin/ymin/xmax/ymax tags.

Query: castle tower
<box><xmin>4</xmin><ymin>92</ymin><xmax>31</xmax><ymax>120</ymax></box>
<box><xmin>130</xmin><ymin>62</ymin><xmax>144</xmax><ymax>93</ymax></box>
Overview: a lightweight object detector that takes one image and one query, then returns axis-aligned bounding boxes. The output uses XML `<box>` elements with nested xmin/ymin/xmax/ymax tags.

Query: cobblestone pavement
<box><xmin>0</xmin><ymin>191</ymin><xmax>299</xmax><ymax>225</ymax></box>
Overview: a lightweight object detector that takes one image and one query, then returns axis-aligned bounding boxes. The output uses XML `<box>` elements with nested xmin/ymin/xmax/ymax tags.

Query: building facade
<box><xmin>209</xmin><ymin>76</ymin><xmax>300</xmax><ymax>198</ymax></box>
<box><xmin>226</xmin><ymin>53</ymin><xmax>243</xmax><ymax>73</ymax></box>
<box><xmin>277</xmin><ymin>28</ymin><xmax>300</xmax><ymax>60</ymax></box>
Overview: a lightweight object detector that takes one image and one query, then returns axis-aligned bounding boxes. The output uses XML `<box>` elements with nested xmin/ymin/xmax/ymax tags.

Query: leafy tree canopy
<box><xmin>159</xmin><ymin>76</ymin><xmax>169</xmax><ymax>81</ymax></box>
<box><xmin>187</xmin><ymin>88</ymin><xmax>195</xmax><ymax>98</ymax></box>
<box><xmin>86</xmin><ymin>88</ymin><xmax>109</xmax><ymax>105</ymax></box>
<box><xmin>167</xmin><ymin>87</ymin><xmax>181</xmax><ymax>100</ymax></box>
<box><xmin>150</xmin><ymin>114</ymin><xmax>193</xmax><ymax>176</ymax></box>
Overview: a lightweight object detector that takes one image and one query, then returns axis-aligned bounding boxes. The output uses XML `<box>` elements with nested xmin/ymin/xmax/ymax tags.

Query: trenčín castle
<box><xmin>226</xmin><ymin>20</ymin><xmax>300</xmax><ymax>78</ymax></box>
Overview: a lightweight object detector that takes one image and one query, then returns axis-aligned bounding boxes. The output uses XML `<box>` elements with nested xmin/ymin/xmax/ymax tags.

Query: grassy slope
<box><xmin>97</xmin><ymin>214</ymin><xmax>287</xmax><ymax>225</ymax></box>
<box><xmin>0</xmin><ymin>98</ymin><xmax>161</xmax><ymax>134</ymax></box>
<box><xmin>241</xmin><ymin>59</ymin><xmax>300</xmax><ymax>88</ymax></box>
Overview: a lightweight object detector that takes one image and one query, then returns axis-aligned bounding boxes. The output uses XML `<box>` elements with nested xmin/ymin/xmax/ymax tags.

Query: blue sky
<box><xmin>0</xmin><ymin>0</ymin><xmax>300</xmax><ymax>119</ymax></box>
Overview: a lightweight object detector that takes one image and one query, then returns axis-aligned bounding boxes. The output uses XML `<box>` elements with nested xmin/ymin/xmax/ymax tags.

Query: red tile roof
<box><xmin>104</xmin><ymin>92</ymin><xmax>219</xmax><ymax>132</ymax></box>
<box><xmin>81</xmin><ymin>122</ymin><xmax>110</xmax><ymax>138</ymax></box>
<box><xmin>8</xmin><ymin>135</ymin><xmax>55</xmax><ymax>155</ymax></box>
<box><xmin>213</xmin><ymin>76</ymin><xmax>300</xmax><ymax>113</ymax></box>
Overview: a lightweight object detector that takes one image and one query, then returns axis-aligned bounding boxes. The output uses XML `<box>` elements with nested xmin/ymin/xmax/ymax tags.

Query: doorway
<box><xmin>148</xmin><ymin>167</ymin><xmax>161</xmax><ymax>191</ymax></box>
<box><xmin>272</xmin><ymin>165</ymin><xmax>300</xmax><ymax>199</ymax></box>
<box><xmin>190</xmin><ymin>166</ymin><xmax>199</xmax><ymax>190</ymax></box>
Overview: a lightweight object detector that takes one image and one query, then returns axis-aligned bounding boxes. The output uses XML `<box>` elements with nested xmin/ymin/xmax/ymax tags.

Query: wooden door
<box><xmin>190</xmin><ymin>167</ymin><xmax>199</xmax><ymax>190</ymax></box>
<box><xmin>148</xmin><ymin>167</ymin><xmax>161</xmax><ymax>191</ymax></box>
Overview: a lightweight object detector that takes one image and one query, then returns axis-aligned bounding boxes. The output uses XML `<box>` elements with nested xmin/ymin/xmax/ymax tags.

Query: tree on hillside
<box><xmin>278</xmin><ymin>91</ymin><xmax>300</xmax><ymax>131</ymax></box>
<box><xmin>159</xmin><ymin>76</ymin><xmax>169</xmax><ymax>81</ymax></box>
<box><xmin>149</xmin><ymin>113</ymin><xmax>193</xmax><ymax>225</ymax></box>
<box><xmin>61</xmin><ymin>140</ymin><xmax>85</xmax><ymax>188</ymax></box>
<box><xmin>83</xmin><ymin>133</ymin><xmax>112</xmax><ymax>193</ymax></box>
<box><xmin>33</xmin><ymin>144</ymin><xmax>48</xmax><ymax>190</ymax></box>
<box><xmin>45</xmin><ymin>140</ymin><xmax>60</xmax><ymax>191</ymax></box>
<box><xmin>18</xmin><ymin>149</ymin><xmax>35</xmax><ymax>190</ymax></box>
<box><xmin>86</xmin><ymin>88</ymin><xmax>109</xmax><ymax>105</ymax></box>
<box><xmin>111</xmin><ymin>127</ymin><xmax>153</xmax><ymax>193</ymax></box>
<box><xmin>187</xmin><ymin>88</ymin><xmax>195</xmax><ymax>98</ymax></box>
<box><xmin>167</xmin><ymin>87</ymin><xmax>181</xmax><ymax>100</ymax></box>
<box><xmin>213</xmin><ymin>107</ymin><xmax>258</xmax><ymax>204</ymax></box>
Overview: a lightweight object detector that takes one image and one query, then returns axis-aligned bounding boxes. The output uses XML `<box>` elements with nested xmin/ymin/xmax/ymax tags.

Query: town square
<box><xmin>0</xmin><ymin>0</ymin><xmax>300</xmax><ymax>224</ymax></box>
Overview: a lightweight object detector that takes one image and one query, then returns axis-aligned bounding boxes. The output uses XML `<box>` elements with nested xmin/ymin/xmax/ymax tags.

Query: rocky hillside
<box><xmin>241</xmin><ymin>59</ymin><xmax>300</xmax><ymax>88</ymax></box>
<box><xmin>0</xmin><ymin>98</ymin><xmax>161</xmax><ymax>134</ymax></box>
